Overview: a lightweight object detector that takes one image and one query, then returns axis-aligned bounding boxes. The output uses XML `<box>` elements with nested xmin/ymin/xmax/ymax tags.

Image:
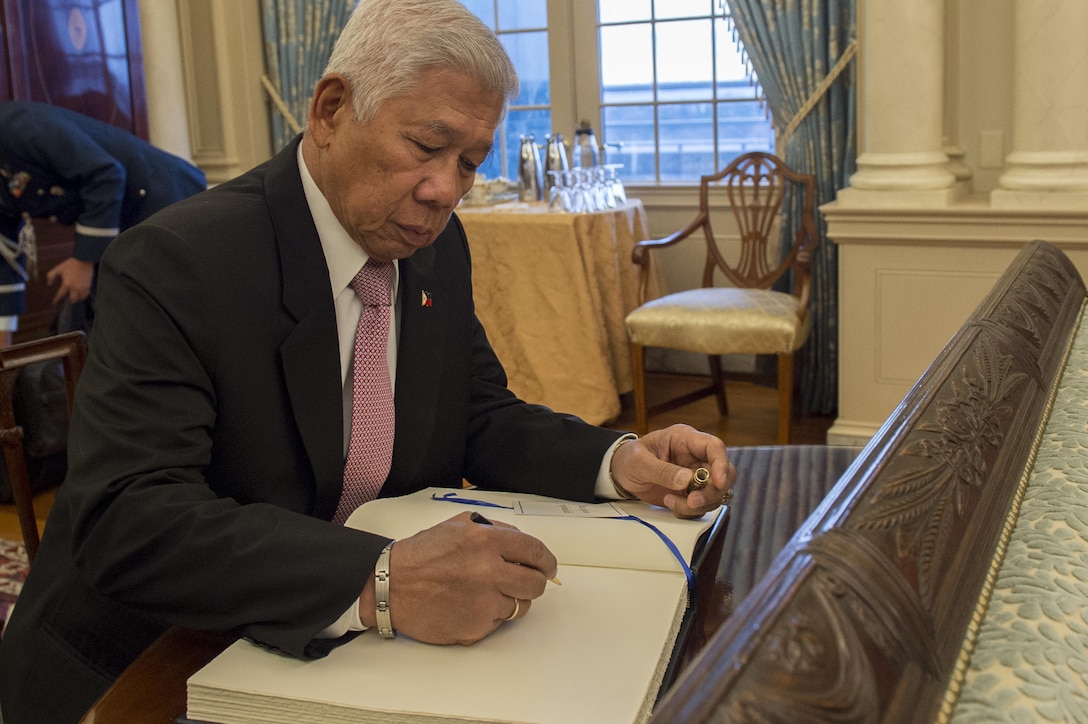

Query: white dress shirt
<box><xmin>297</xmin><ymin>146</ymin><xmax>628</xmax><ymax>638</ymax></box>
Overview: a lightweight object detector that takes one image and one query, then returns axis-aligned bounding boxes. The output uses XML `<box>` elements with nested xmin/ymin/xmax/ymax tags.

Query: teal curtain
<box><xmin>260</xmin><ymin>0</ymin><xmax>357</xmax><ymax>151</ymax></box>
<box><xmin>728</xmin><ymin>0</ymin><xmax>857</xmax><ymax>416</ymax></box>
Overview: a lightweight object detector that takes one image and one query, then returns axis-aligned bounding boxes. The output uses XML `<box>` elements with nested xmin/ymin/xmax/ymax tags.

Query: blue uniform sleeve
<box><xmin>6</xmin><ymin>108</ymin><xmax>125</xmax><ymax>261</ymax></box>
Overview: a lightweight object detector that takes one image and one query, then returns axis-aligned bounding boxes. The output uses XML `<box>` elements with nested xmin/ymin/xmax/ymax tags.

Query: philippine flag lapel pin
<box><xmin>421</xmin><ymin>290</ymin><xmax>433</xmax><ymax>307</ymax></box>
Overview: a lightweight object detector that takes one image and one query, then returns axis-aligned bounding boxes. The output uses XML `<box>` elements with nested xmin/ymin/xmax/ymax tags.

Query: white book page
<box><xmin>344</xmin><ymin>487</ymin><xmax>721</xmax><ymax>574</ymax></box>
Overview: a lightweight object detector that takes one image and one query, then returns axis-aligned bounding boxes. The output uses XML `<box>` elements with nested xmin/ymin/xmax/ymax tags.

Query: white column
<box><xmin>838</xmin><ymin>0</ymin><xmax>959</xmax><ymax>207</ymax></box>
<box><xmin>137</xmin><ymin>0</ymin><xmax>194</xmax><ymax>161</ymax></box>
<box><xmin>176</xmin><ymin>0</ymin><xmax>273</xmax><ymax>184</ymax></box>
<box><xmin>992</xmin><ymin>0</ymin><xmax>1088</xmax><ymax>210</ymax></box>
<box><xmin>942</xmin><ymin>0</ymin><xmax>970</xmax><ymax>186</ymax></box>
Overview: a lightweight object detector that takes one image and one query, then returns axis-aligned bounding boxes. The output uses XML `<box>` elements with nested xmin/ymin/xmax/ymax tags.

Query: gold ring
<box><xmin>504</xmin><ymin>598</ymin><xmax>521</xmax><ymax>621</ymax></box>
<box><xmin>689</xmin><ymin>467</ymin><xmax>710</xmax><ymax>492</ymax></box>
<box><xmin>722</xmin><ymin>488</ymin><xmax>734</xmax><ymax>505</ymax></box>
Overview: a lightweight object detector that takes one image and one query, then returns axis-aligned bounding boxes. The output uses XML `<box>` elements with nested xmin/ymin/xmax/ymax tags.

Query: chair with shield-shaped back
<box><xmin>624</xmin><ymin>152</ymin><xmax>818</xmax><ymax>443</ymax></box>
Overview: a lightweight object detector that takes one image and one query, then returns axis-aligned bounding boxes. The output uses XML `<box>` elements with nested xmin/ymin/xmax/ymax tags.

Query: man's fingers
<box><xmin>497</xmin><ymin>595</ymin><xmax>531</xmax><ymax>623</ymax></box>
<box><xmin>385</xmin><ymin>515</ymin><xmax>557</xmax><ymax>644</ymax></box>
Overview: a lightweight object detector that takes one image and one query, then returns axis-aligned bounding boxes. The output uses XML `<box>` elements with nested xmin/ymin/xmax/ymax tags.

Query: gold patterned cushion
<box><xmin>625</xmin><ymin>288</ymin><xmax>810</xmax><ymax>355</ymax></box>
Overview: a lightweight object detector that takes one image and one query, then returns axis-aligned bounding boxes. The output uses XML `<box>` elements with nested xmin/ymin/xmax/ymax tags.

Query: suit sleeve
<box><xmin>61</xmin><ymin>221</ymin><xmax>380</xmax><ymax>659</ymax></box>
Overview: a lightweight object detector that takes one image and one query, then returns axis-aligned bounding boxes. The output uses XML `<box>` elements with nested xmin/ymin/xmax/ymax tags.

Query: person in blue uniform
<box><xmin>0</xmin><ymin>100</ymin><xmax>206</xmax><ymax>345</ymax></box>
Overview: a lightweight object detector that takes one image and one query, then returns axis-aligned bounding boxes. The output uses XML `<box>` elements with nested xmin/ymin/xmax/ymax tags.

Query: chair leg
<box><xmin>708</xmin><ymin>355</ymin><xmax>728</xmax><ymax>415</ymax></box>
<box><xmin>631</xmin><ymin>343</ymin><xmax>649</xmax><ymax>436</ymax></box>
<box><xmin>777</xmin><ymin>352</ymin><xmax>793</xmax><ymax>444</ymax></box>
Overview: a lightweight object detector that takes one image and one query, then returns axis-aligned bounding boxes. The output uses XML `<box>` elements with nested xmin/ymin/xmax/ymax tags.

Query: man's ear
<box><xmin>308</xmin><ymin>74</ymin><xmax>352</xmax><ymax>148</ymax></box>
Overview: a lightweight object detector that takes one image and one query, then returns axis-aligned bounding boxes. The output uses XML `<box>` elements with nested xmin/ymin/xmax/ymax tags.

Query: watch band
<box><xmin>375</xmin><ymin>542</ymin><xmax>396</xmax><ymax>639</ymax></box>
<box><xmin>608</xmin><ymin>435</ymin><xmax>639</xmax><ymax>500</ymax></box>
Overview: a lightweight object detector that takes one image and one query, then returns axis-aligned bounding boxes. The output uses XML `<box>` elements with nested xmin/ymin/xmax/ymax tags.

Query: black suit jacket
<box><xmin>0</xmin><ymin>138</ymin><xmax>621</xmax><ymax>723</ymax></box>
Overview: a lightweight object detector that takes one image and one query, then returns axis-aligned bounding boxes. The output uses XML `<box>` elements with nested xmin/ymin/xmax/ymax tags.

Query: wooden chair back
<box><xmin>634</xmin><ymin>151</ymin><xmax>819</xmax><ymax>311</ymax></box>
<box><xmin>0</xmin><ymin>331</ymin><xmax>87</xmax><ymax>562</ymax></box>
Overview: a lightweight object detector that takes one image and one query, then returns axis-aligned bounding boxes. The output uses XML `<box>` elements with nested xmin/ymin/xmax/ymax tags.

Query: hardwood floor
<box><xmin>604</xmin><ymin>371</ymin><xmax>834</xmax><ymax>447</ymax></box>
<box><xmin>0</xmin><ymin>486</ymin><xmax>55</xmax><ymax>544</ymax></box>
<box><xmin>0</xmin><ymin>372</ymin><xmax>833</xmax><ymax>545</ymax></box>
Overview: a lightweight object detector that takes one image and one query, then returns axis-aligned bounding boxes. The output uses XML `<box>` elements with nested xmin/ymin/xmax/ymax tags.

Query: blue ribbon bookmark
<box><xmin>433</xmin><ymin>492</ymin><xmax>695</xmax><ymax>593</ymax></box>
<box><xmin>431</xmin><ymin>491</ymin><xmax>515</xmax><ymax>509</ymax></box>
<box><xmin>612</xmin><ymin>514</ymin><xmax>695</xmax><ymax>594</ymax></box>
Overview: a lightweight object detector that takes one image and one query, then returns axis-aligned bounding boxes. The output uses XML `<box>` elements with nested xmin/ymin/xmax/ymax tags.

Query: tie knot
<box><xmin>352</xmin><ymin>259</ymin><xmax>394</xmax><ymax>307</ymax></box>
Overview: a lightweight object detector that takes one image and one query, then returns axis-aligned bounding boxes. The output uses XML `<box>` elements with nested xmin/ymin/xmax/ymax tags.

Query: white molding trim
<box><xmin>177</xmin><ymin>0</ymin><xmax>273</xmax><ymax>184</ymax></box>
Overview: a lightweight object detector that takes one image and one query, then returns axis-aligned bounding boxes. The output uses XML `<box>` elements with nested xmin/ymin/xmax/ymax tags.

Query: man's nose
<box><xmin>416</xmin><ymin>162</ymin><xmax>465</xmax><ymax>209</ymax></box>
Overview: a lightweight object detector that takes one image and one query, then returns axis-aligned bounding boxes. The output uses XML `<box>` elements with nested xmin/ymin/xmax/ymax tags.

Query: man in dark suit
<box><xmin>0</xmin><ymin>1</ymin><xmax>734</xmax><ymax>721</ymax></box>
<box><xmin>0</xmin><ymin>100</ymin><xmax>206</xmax><ymax>344</ymax></box>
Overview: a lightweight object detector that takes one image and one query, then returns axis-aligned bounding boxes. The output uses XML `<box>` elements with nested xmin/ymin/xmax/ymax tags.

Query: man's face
<box><xmin>310</xmin><ymin>69</ymin><xmax>503</xmax><ymax>263</ymax></box>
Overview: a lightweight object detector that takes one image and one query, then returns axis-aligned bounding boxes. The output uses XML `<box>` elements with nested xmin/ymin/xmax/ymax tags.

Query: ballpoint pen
<box><xmin>471</xmin><ymin>511</ymin><xmax>562</xmax><ymax>585</ymax></box>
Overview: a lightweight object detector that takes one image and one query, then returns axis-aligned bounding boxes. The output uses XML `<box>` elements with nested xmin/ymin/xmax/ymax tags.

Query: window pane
<box><xmin>599</xmin><ymin>0</ymin><xmax>652</xmax><ymax>24</ymax></box>
<box><xmin>501</xmin><ymin>30</ymin><xmax>550</xmax><ymax>106</ymax></box>
<box><xmin>600</xmin><ymin>24</ymin><xmax>654</xmax><ymax>104</ymax></box>
<box><xmin>459</xmin><ymin>0</ymin><xmax>494</xmax><ymax>27</ymax></box>
<box><xmin>659</xmin><ymin>103</ymin><xmax>714</xmax><ymax>180</ymax></box>
<box><xmin>718</xmin><ymin>100</ymin><xmax>775</xmax><ymax>164</ymax></box>
<box><xmin>602</xmin><ymin>105</ymin><xmax>656</xmax><ymax>181</ymax></box>
<box><xmin>656</xmin><ymin>19</ymin><xmax>713</xmax><ymax>101</ymax></box>
<box><xmin>497</xmin><ymin>0</ymin><xmax>546</xmax><ymax>30</ymax></box>
<box><xmin>653</xmin><ymin>0</ymin><xmax>714</xmax><ymax>21</ymax></box>
<box><xmin>715</xmin><ymin>19</ymin><xmax>748</xmax><ymax>83</ymax></box>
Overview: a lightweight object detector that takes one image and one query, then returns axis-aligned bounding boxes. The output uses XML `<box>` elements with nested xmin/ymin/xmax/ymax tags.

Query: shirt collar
<box><xmin>297</xmin><ymin>143</ymin><xmax>399</xmax><ymax>298</ymax></box>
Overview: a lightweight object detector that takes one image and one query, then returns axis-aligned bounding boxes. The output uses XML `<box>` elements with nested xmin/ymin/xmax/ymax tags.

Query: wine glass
<box><xmin>604</xmin><ymin>164</ymin><xmax>626</xmax><ymax>206</ymax></box>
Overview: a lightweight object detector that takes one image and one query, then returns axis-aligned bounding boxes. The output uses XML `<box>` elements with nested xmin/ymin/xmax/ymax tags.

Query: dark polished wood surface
<box><xmin>664</xmin><ymin>444</ymin><xmax>862</xmax><ymax>694</ymax></box>
<box><xmin>79</xmin><ymin>442</ymin><xmax>859</xmax><ymax>723</ymax></box>
<box><xmin>652</xmin><ymin>241</ymin><xmax>1086</xmax><ymax>723</ymax></box>
<box><xmin>79</xmin><ymin>627</ymin><xmax>234</xmax><ymax>724</ymax></box>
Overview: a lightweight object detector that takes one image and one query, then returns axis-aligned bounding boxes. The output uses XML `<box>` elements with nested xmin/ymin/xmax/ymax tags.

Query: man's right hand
<box><xmin>357</xmin><ymin>512</ymin><xmax>557</xmax><ymax>644</ymax></box>
<box><xmin>45</xmin><ymin>257</ymin><xmax>95</xmax><ymax>305</ymax></box>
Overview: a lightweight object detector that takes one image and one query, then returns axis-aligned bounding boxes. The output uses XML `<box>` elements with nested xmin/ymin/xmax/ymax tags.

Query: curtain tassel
<box><xmin>260</xmin><ymin>74</ymin><xmax>304</xmax><ymax>135</ymax></box>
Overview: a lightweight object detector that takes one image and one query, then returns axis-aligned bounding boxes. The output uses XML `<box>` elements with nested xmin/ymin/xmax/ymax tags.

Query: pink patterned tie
<box><xmin>333</xmin><ymin>259</ymin><xmax>395</xmax><ymax>525</ymax></box>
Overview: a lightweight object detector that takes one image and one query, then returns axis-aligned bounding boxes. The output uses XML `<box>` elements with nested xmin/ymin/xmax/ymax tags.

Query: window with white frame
<box><xmin>461</xmin><ymin>0</ymin><xmax>773</xmax><ymax>185</ymax></box>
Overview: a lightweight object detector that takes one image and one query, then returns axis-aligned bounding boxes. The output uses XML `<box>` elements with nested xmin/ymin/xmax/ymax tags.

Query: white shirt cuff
<box><xmin>317</xmin><ymin>597</ymin><xmax>367</xmax><ymax>638</ymax></box>
<box><xmin>594</xmin><ymin>434</ymin><xmax>638</xmax><ymax>499</ymax></box>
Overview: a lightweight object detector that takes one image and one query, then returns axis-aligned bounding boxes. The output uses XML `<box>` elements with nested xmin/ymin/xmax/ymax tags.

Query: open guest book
<box><xmin>185</xmin><ymin>487</ymin><xmax>726</xmax><ymax>724</ymax></box>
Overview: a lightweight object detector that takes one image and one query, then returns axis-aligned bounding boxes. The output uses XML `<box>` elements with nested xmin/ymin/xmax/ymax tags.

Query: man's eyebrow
<box><xmin>423</xmin><ymin>120</ymin><xmax>455</xmax><ymax>137</ymax></box>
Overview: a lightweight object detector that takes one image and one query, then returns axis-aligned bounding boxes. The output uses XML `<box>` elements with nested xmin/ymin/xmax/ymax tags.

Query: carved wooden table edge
<box><xmin>650</xmin><ymin>241</ymin><xmax>1086</xmax><ymax>723</ymax></box>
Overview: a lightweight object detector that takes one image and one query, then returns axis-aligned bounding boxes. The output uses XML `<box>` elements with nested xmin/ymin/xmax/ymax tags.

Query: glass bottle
<box><xmin>571</xmin><ymin>121</ymin><xmax>600</xmax><ymax>169</ymax></box>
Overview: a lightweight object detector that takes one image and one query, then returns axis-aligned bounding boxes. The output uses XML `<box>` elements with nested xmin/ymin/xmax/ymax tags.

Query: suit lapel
<box><xmin>261</xmin><ymin>138</ymin><xmax>455</xmax><ymax>509</ymax></box>
<box><xmin>388</xmin><ymin>243</ymin><xmax>447</xmax><ymax>487</ymax></box>
<box><xmin>265</xmin><ymin>139</ymin><xmax>345</xmax><ymax>519</ymax></box>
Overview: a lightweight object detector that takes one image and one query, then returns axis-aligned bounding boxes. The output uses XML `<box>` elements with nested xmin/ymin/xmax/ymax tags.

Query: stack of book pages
<box><xmin>186</xmin><ymin>488</ymin><xmax>723</xmax><ymax>724</ymax></box>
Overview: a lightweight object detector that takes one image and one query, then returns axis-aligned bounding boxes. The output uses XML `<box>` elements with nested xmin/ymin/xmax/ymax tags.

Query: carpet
<box><xmin>0</xmin><ymin>538</ymin><xmax>28</xmax><ymax>636</ymax></box>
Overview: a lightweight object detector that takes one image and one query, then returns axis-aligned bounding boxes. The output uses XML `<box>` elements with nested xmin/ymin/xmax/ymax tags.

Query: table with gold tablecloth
<box><xmin>456</xmin><ymin>199</ymin><xmax>659</xmax><ymax>424</ymax></box>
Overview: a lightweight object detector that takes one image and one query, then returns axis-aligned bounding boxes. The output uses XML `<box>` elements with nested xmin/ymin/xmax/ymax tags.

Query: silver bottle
<box><xmin>543</xmin><ymin>133</ymin><xmax>569</xmax><ymax>184</ymax></box>
<box><xmin>518</xmin><ymin>135</ymin><xmax>543</xmax><ymax>202</ymax></box>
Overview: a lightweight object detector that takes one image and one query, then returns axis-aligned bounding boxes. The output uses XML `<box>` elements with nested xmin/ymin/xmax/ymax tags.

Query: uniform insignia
<box><xmin>8</xmin><ymin>171</ymin><xmax>29</xmax><ymax>198</ymax></box>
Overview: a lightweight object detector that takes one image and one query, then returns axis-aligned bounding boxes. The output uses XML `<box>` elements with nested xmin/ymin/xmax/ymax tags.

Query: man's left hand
<box><xmin>610</xmin><ymin>424</ymin><xmax>736</xmax><ymax>518</ymax></box>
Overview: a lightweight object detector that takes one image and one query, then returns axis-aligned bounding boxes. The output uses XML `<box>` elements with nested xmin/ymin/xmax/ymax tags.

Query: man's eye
<box><xmin>461</xmin><ymin>157</ymin><xmax>480</xmax><ymax>173</ymax></box>
<box><xmin>414</xmin><ymin>141</ymin><xmax>440</xmax><ymax>154</ymax></box>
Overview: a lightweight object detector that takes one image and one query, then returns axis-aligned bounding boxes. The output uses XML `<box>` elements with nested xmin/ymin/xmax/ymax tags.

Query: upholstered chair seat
<box><xmin>624</xmin><ymin>152</ymin><xmax>818</xmax><ymax>442</ymax></box>
<box><xmin>626</xmin><ymin>288</ymin><xmax>810</xmax><ymax>355</ymax></box>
